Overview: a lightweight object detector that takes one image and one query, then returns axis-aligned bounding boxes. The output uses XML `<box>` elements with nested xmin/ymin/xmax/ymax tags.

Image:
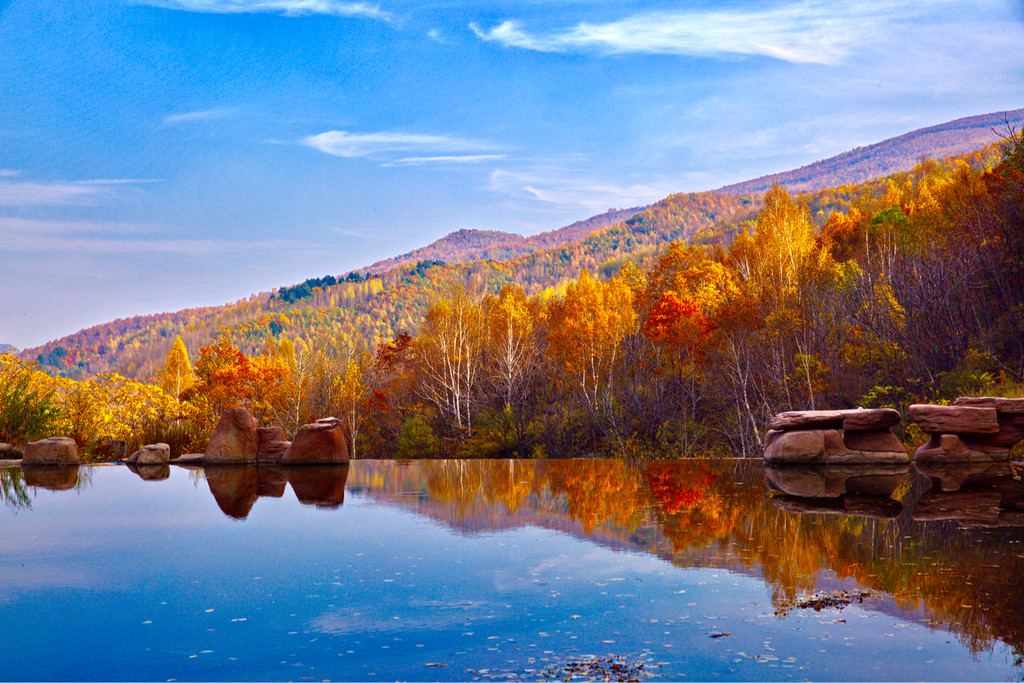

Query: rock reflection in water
<box><xmin>203</xmin><ymin>465</ymin><xmax>350</xmax><ymax>518</ymax></box>
<box><xmin>912</xmin><ymin>462</ymin><xmax>1024</xmax><ymax>527</ymax></box>
<box><xmin>127</xmin><ymin>463</ymin><xmax>170</xmax><ymax>481</ymax></box>
<box><xmin>764</xmin><ymin>464</ymin><xmax>906</xmax><ymax>519</ymax></box>
<box><xmin>288</xmin><ymin>465</ymin><xmax>349</xmax><ymax>508</ymax></box>
<box><xmin>205</xmin><ymin>466</ymin><xmax>261</xmax><ymax>519</ymax></box>
<box><xmin>22</xmin><ymin>465</ymin><xmax>81</xmax><ymax>491</ymax></box>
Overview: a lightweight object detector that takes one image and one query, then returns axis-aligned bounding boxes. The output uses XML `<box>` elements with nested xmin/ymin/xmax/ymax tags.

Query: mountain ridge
<box><xmin>714</xmin><ymin>108</ymin><xmax>1024</xmax><ymax>195</ymax></box>
<box><xmin>361</xmin><ymin>207</ymin><xmax>644</xmax><ymax>275</ymax></box>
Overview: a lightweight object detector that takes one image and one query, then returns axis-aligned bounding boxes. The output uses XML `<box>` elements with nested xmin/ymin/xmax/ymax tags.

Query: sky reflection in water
<box><xmin>1</xmin><ymin>459</ymin><xmax>1023</xmax><ymax>681</ymax></box>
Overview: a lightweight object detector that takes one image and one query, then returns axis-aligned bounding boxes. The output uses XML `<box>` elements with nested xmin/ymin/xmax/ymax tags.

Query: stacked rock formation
<box><xmin>910</xmin><ymin>397</ymin><xmax>1024</xmax><ymax>462</ymax></box>
<box><xmin>763</xmin><ymin>408</ymin><xmax>907</xmax><ymax>465</ymax></box>
<box><xmin>172</xmin><ymin>408</ymin><xmax>348</xmax><ymax>465</ymax></box>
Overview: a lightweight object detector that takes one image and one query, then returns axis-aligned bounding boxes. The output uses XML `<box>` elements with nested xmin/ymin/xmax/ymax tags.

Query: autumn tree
<box><xmin>159</xmin><ymin>336</ymin><xmax>194</xmax><ymax>400</ymax></box>
<box><xmin>546</xmin><ymin>270</ymin><xmax>637</xmax><ymax>437</ymax></box>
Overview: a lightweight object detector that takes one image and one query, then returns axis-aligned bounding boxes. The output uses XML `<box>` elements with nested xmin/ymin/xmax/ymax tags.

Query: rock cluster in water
<box><xmin>172</xmin><ymin>407</ymin><xmax>349</xmax><ymax>465</ymax></box>
<box><xmin>763</xmin><ymin>408</ymin><xmax>907</xmax><ymax>465</ymax></box>
<box><xmin>910</xmin><ymin>397</ymin><xmax>1024</xmax><ymax>462</ymax></box>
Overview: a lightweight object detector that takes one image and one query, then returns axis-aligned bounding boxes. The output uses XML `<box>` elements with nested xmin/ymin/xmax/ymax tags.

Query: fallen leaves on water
<box><xmin>774</xmin><ymin>590</ymin><xmax>880</xmax><ymax>616</ymax></box>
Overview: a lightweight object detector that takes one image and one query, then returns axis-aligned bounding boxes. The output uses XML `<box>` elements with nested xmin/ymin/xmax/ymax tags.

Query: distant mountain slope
<box><xmin>0</xmin><ymin>343</ymin><xmax>14</xmax><ymax>353</ymax></box>
<box><xmin>716</xmin><ymin>108</ymin><xmax>1024</xmax><ymax>195</ymax></box>
<box><xmin>363</xmin><ymin>207</ymin><xmax>643</xmax><ymax>274</ymax></box>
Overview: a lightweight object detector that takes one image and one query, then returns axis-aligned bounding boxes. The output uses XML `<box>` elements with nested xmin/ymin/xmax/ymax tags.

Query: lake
<box><xmin>2</xmin><ymin>458</ymin><xmax>1023</xmax><ymax>681</ymax></box>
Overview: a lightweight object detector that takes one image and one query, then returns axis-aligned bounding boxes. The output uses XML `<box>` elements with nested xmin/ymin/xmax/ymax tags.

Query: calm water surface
<box><xmin>2</xmin><ymin>459</ymin><xmax>1023</xmax><ymax>681</ymax></box>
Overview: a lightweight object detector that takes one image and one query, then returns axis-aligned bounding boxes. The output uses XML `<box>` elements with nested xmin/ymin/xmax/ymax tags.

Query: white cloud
<box><xmin>487</xmin><ymin>169</ymin><xmax>677</xmax><ymax>214</ymax></box>
<box><xmin>302</xmin><ymin>130</ymin><xmax>500</xmax><ymax>159</ymax></box>
<box><xmin>381</xmin><ymin>154</ymin><xmax>507</xmax><ymax>167</ymax></box>
<box><xmin>470</xmin><ymin>1</ymin><xmax>934</xmax><ymax>65</ymax></box>
<box><xmin>142</xmin><ymin>0</ymin><xmax>390</xmax><ymax>21</ymax></box>
<box><xmin>0</xmin><ymin>177</ymin><xmax>158</xmax><ymax>207</ymax></box>
<box><xmin>0</xmin><ymin>181</ymin><xmax>108</xmax><ymax>207</ymax></box>
<box><xmin>163</xmin><ymin>107</ymin><xmax>239</xmax><ymax>125</ymax></box>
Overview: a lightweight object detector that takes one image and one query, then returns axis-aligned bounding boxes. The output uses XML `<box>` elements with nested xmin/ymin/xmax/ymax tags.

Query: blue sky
<box><xmin>1</xmin><ymin>0</ymin><xmax>1022</xmax><ymax>349</ymax></box>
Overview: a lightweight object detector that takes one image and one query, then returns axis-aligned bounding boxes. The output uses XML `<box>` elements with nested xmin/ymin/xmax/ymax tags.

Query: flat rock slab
<box><xmin>954</xmin><ymin>396</ymin><xmax>1024</xmax><ymax>414</ymax></box>
<box><xmin>909</xmin><ymin>404</ymin><xmax>1000</xmax><ymax>436</ymax></box>
<box><xmin>170</xmin><ymin>453</ymin><xmax>206</xmax><ymax>465</ymax></box>
<box><xmin>769</xmin><ymin>408</ymin><xmax>901</xmax><ymax>432</ymax></box>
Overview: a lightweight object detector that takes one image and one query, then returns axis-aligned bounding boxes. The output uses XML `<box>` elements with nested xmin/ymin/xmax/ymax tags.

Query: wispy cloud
<box><xmin>0</xmin><ymin>177</ymin><xmax>158</xmax><ymax>207</ymax></box>
<box><xmin>142</xmin><ymin>0</ymin><xmax>390</xmax><ymax>21</ymax></box>
<box><xmin>163</xmin><ymin>107</ymin><xmax>240</xmax><ymax>125</ymax></box>
<box><xmin>470</xmin><ymin>1</ymin><xmax>922</xmax><ymax>65</ymax></box>
<box><xmin>302</xmin><ymin>130</ymin><xmax>500</xmax><ymax>160</ymax></box>
<box><xmin>381</xmin><ymin>154</ymin><xmax>507</xmax><ymax>167</ymax></box>
<box><xmin>487</xmin><ymin>169</ymin><xmax>677</xmax><ymax>214</ymax></box>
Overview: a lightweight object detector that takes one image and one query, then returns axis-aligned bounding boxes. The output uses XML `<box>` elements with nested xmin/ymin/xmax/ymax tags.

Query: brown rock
<box><xmin>127</xmin><ymin>443</ymin><xmax>170</xmax><ymax>466</ymax></box>
<box><xmin>843</xmin><ymin>429</ymin><xmax>905</xmax><ymax>453</ymax></box>
<box><xmin>282</xmin><ymin>417</ymin><xmax>349</xmax><ymax>464</ymax></box>
<box><xmin>0</xmin><ymin>442</ymin><xmax>23</xmax><ymax>459</ymax></box>
<box><xmin>908</xmin><ymin>404</ymin><xmax>999</xmax><ymax>436</ymax></box>
<box><xmin>23</xmin><ymin>436</ymin><xmax>80</xmax><ymax>466</ymax></box>
<box><xmin>288</xmin><ymin>465</ymin><xmax>349</xmax><ymax>508</ymax></box>
<box><xmin>763</xmin><ymin>429</ymin><xmax>825</xmax><ymax>464</ymax></box>
<box><xmin>914</xmin><ymin>433</ymin><xmax>1010</xmax><ymax>462</ymax></box>
<box><xmin>205</xmin><ymin>408</ymin><xmax>259</xmax><ymax>463</ymax></box>
<box><xmin>171</xmin><ymin>453</ymin><xmax>206</xmax><ymax>465</ymax></box>
<box><xmin>954</xmin><ymin>396</ymin><xmax>1024</xmax><ymax>414</ymax></box>
<box><xmin>258</xmin><ymin>426</ymin><xmax>286</xmax><ymax>456</ymax></box>
<box><xmin>23</xmin><ymin>465</ymin><xmax>80</xmax><ymax>490</ymax></box>
<box><xmin>258</xmin><ymin>440</ymin><xmax>290</xmax><ymax>464</ymax></box>
<box><xmin>763</xmin><ymin>429</ymin><xmax>784</xmax><ymax>450</ymax></box>
<box><xmin>823</xmin><ymin>428</ymin><xmax>909</xmax><ymax>465</ymax></box>
<box><xmin>841</xmin><ymin>408</ymin><xmax>901</xmax><ymax>432</ymax></box>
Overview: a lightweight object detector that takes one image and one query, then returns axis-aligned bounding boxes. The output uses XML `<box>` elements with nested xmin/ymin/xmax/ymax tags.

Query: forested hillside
<box><xmin>362</xmin><ymin>207</ymin><xmax>643</xmax><ymax>275</ymax></box>
<box><xmin>19</xmin><ymin>193</ymin><xmax>749</xmax><ymax>381</ymax></box>
<box><xmin>717</xmin><ymin>108</ymin><xmax>1024</xmax><ymax>195</ymax></box>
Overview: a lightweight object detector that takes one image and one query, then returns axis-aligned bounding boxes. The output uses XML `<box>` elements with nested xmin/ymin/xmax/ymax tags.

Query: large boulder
<box><xmin>908</xmin><ymin>404</ymin><xmax>1000</xmax><ymax>435</ymax></box>
<box><xmin>126</xmin><ymin>443</ymin><xmax>170</xmax><ymax>466</ymax></box>
<box><xmin>282</xmin><ymin>417</ymin><xmax>349</xmax><ymax>464</ymax></box>
<box><xmin>23</xmin><ymin>437</ymin><xmax>79</xmax><ymax>466</ymax></box>
<box><xmin>205</xmin><ymin>408</ymin><xmax>259</xmax><ymax>463</ymax></box>
<box><xmin>763</xmin><ymin>429</ymin><xmax>826</xmax><ymax>464</ymax></box>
